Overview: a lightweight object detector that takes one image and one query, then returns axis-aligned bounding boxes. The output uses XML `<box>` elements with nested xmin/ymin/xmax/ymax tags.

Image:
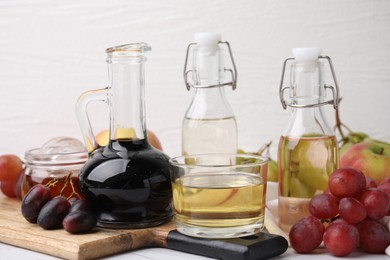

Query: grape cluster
<box><xmin>21</xmin><ymin>184</ymin><xmax>97</xmax><ymax>234</ymax></box>
<box><xmin>0</xmin><ymin>154</ymin><xmax>24</xmax><ymax>199</ymax></box>
<box><xmin>289</xmin><ymin>168</ymin><xmax>390</xmax><ymax>257</ymax></box>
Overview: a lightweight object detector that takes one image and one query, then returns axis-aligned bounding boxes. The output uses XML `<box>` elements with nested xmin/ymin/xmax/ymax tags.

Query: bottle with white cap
<box><xmin>182</xmin><ymin>32</ymin><xmax>238</xmax><ymax>157</ymax></box>
<box><xmin>277</xmin><ymin>48</ymin><xmax>340</xmax><ymax>233</ymax></box>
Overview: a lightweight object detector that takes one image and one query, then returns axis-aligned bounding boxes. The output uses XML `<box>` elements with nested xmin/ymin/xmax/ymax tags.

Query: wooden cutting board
<box><xmin>0</xmin><ymin>193</ymin><xmax>175</xmax><ymax>259</ymax></box>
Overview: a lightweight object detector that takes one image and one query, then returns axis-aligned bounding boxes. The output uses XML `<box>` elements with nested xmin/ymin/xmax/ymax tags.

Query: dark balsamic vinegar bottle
<box><xmin>76</xmin><ymin>43</ymin><xmax>173</xmax><ymax>228</ymax></box>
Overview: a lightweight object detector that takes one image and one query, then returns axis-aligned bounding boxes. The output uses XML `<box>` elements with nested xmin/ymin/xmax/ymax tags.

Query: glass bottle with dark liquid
<box><xmin>76</xmin><ymin>43</ymin><xmax>173</xmax><ymax>228</ymax></box>
<box><xmin>277</xmin><ymin>48</ymin><xmax>340</xmax><ymax>233</ymax></box>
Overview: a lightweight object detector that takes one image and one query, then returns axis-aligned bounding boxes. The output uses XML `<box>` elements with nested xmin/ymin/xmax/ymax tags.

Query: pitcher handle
<box><xmin>76</xmin><ymin>88</ymin><xmax>108</xmax><ymax>152</ymax></box>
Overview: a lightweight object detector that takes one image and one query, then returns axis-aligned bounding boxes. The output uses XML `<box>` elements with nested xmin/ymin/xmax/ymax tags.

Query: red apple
<box><xmin>340</xmin><ymin>142</ymin><xmax>390</xmax><ymax>184</ymax></box>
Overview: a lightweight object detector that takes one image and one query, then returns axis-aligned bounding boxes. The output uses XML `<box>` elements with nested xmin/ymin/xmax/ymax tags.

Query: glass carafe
<box><xmin>76</xmin><ymin>43</ymin><xmax>173</xmax><ymax>228</ymax></box>
<box><xmin>277</xmin><ymin>48</ymin><xmax>340</xmax><ymax>233</ymax></box>
<box><xmin>182</xmin><ymin>33</ymin><xmax>238</xmax><ymax>157</ymax></box>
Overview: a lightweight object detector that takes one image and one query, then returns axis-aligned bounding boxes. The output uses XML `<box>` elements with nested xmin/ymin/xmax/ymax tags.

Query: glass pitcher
<box><xmin>76</xmin><ymin>43</ymin><xmax>173</xmax><ymax>228</ymax></box>
<box><xmin>277</xmin><ymin>48</ymin><xmax>340</xmax><ymax>233</ymax></box>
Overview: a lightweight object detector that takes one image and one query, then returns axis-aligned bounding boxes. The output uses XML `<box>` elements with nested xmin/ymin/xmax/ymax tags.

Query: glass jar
<box><xmin>22</xmin><ymin>146</ymin><xmax>88</xmax><ymax>199</ymax></box>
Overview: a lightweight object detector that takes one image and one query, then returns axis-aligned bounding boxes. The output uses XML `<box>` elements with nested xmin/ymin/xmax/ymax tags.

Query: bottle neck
<box><xmin>185</xmin><ymin>87</ymin><xmax>234</xmax><ymax>119</ymax></box>
<box><xmin>187</xmin><ymin>46</ymin><xmax>234</xmax><ymax>119</ymax></box>
<box><xmin>284</xmin><ymin>106</ymin><xmax>334</xmax><ymax>137</ymax></box>
<box><xmin>193</xmin><ymin>47</ymin><xmax>224</xmax><ymax>86</ymax></box>
<box><xmin>284</xmin><ymin>61</ymin><xmax>333</xmax><ymax>137</ymax></box>
<box><xmin>290</xmin><ymin>61</ymin><xmax>325</xmax><ymax>106</ymax></box>
<box><xmin>108</xmin><ymin>59</ymin><xmax>147</xmax><ymax>143</ymax></box>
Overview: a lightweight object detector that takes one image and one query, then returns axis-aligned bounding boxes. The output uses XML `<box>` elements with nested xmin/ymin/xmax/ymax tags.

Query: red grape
<box><xmin>293</xmin><ymin>170</ymin><xmax>390</xmax><ymax>257</ymax></box>
<box><xmin>381</xmin><ymin>189</ymin><xmax>390</xmax><ymax>200</ymax></box>
<box><xmin>331</xmin><ymin>218</ymin><xmax>349</xmax><ymax>225</ymax></box>
<box><xmin>63</xmin><ymin>211</ymin><xmax>97</xmax><ymax>234</ymax></box>
<box><xmin>323</xmin><ymin>221</ymin><xmax>359</xmax><ymax>257</ymax></box>
<box><xmin>309</xmin><ymin>193</ymin><xmax>339</xmax><ymax>219</ymax></box>
<box><xmin>360</xmin><ymin>188</ymin><xmax>390</xmax><ymax>220</ymax></box>
<box><xmin>0</xmin><ymin>154</ymin><xmax>23</xmax><ymax>182</ymax></box>
<box><xmin>13</xmin><ymin>169</ymin><xmax>25</xmax><ymax>200</ymax></box>
<box><xmin>37</xmin><ymin>196</ymin><xmax>71</xmax><ymax>229</ymax></box>
<box><xmin>378</xmin><ymin>177</ymin><xmax>390</xmax><ymax>198</ymax></box>
<box><xmin>0</xmin><ymin>154</ymin><xmax>24</xmax><ymax>198</ymax></box>
<box><xmin>63</xmin><ymin>198</ymin><xmax>96</xmax><ymax>233</ymax></box>
<box><xmin>358</xmin><ymin>219</ymin><xmax>390</xmax><ymax>253</ymax></box>
<box><xmin>378</xmin><ymin>176</ymin><xmax>390</xmax><ymax>189</ymax></box>
<box><xmin>68</xmin><ymin>199</ymin><xmax>91</xmax><ymax>214</ymax></box>
<box><xmin>21</xmin><ymin>184</ymin><xmax>51</xmax><ymax>223</ymax></box>
<box><xmin>289</xmin><ymin>216</ymin><xmax>324</xmax><ymax>253</ymax></box>
<box><xmin>1</xmin><ymin>169</ymin><xmax>24</xmax><ymax>198</ymax></box>
<box><xmin>338</xmin><ymin>197</ymin><xmax>366</xmax><ymax>224</ymax></box>
<box><xmin>1</xmin><ymin>180</ymin><xmax>16</xmax><ymax>198</ymax></box>
<box><xmin>68</xmin><ymin>197</ymin><xmax>78</xmax><ymax>205</ymax></box>
<box><xmin>365</xmin><ymin>175</ymin><xmax>377</xmax><ymax>189</ymax></box>
<box><xmin>328</xmin><ymin>168</ymin><xmax>366</xmax><ymax>198</ymax></box>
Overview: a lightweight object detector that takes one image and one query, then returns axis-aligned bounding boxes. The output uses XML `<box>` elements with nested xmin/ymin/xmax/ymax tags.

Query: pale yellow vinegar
<box><xmin>278</xmin><ymin>135</ymin><xmax>339</xmax><ymax>233</ymax></box>
<box><xmin>182</xmin><ymin>116</ymin><xmax>237</xmax><ymax>156</ymax></box>
<box><xmin>172</xmin><ymin>173</ymin><xmax>266</xmax><ymax>228</ymax></box>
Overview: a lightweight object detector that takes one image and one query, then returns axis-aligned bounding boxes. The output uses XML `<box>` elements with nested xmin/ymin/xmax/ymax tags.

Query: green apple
<box><xmin>267</xmin><ymin>159</ymin><xmax>278</xmax><ymax>182</ymax></box>
<box><xmin>288</xmin><ymin>176</ymin><xmax>316</xmax><ymax>198</ymax></box>
<box><xmin>294</xmin><ymin>136</ymin><xmax>330</xmax><ymax>191</ymax></box>
<box><xmin>297</xmin><ymin>166</ymin><xmax>329</xmax><ymax>191</ymax></box>
<box><xmin>237</xmin><ymin>148</ymin><xmax>279</xmax><ymax>182</ymax></box>
<box><xmin>348</xmin><ymin>132</ymin><xmax>369</xmax><ymax>143</ymax></box>
<box><xmin>340</xmin><ymin>141</ymin><xmax>390</xmax><ymax>183</ymax></box>
<box><xmin>340</xmin><ymin>132</ymin><xmax>369</xmax><ymax>155</ymax></box>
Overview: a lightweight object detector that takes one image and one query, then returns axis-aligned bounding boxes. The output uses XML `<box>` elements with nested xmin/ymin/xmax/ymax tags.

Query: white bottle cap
<box><xmin>194</xmin><ymin>32</ymin><xmax>221</xmax><ymax>51</ymax></box>
<box><xmin>292</xmin><ymin>47</ymin><xmax>322</xmax><ymax>62</ymax></box>
<box><xmin>192</xmin><ymin>32</ymin><xmax>223</xmax><ymax>85</ymax></box>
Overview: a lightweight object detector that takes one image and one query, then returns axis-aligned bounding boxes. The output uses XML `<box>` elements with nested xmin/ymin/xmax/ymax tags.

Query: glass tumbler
<box><xmin>169</xmin><ymin>154</ymin><xmax>268</xmax><ymax>238</ymax></box>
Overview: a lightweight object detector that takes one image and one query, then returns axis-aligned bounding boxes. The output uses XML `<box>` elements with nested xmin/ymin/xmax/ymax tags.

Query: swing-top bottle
<box><xmin>182</xmin><ymin>33</ymin><xmax>238</xmax><ymax>157</ymax></box>
<box><xmin>277</xmin><ymin>48</ymin><xmax>340</xmax><ymax>233</ymax></box>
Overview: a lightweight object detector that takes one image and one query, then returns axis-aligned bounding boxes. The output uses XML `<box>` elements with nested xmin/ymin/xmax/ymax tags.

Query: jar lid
<box><xmin>25</xmin><ymin>137</ymin><xmax>88</xmax><ymax>167</ymax></box>
<box><xmin>25</xmin><ymin>148</ymin><xmax>88</xmax><ymax>167</ymax></box>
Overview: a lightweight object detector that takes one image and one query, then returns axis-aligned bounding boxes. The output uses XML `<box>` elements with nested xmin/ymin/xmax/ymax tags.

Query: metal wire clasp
<box><xmin>183</xmin><ymin>41</ymin><xmax>238</xmax><ymax>91</ymax></box>
<box><xmin>279</xmin><ymin>56</ymin><xmax>339</xmax><ymax>110</ymax></box>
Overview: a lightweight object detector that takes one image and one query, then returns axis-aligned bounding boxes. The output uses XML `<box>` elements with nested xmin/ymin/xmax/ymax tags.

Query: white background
<box><xmin>1</xmin><ymin>0</ymin><xmax>390</xmax><ymax>159</ymax></box>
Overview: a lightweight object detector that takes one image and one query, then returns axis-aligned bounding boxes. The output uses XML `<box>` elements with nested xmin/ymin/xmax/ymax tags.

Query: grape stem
<box><xmin>255</xmin><ymin>141</ymin><xmax>272</xmax><ymax>158</ymax></box>
<box><xmin>321</xmin><ymin>215</ymin><xmax>340</xmax><ymax>224</ymax></box>
<box><xmin>44</xmin><ymin>172</ymin><xmax>83</xmax><ymax>199</ymax></box>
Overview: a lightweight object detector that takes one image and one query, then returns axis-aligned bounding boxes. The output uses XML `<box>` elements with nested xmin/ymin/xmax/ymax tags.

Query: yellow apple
<box><xmin>178</xmin><ymin>188</ymin><xmax>238</xmax><ymax>208</ymax></box>
<box><xmin>95</xmin><ymin>129</ymin><xmax>163</xmax><ymax>151</ymax></box>
<box><xmin>340</xmin><ymin>141</ymin><xmax>390</xmax><ymax>183</ymax></box>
